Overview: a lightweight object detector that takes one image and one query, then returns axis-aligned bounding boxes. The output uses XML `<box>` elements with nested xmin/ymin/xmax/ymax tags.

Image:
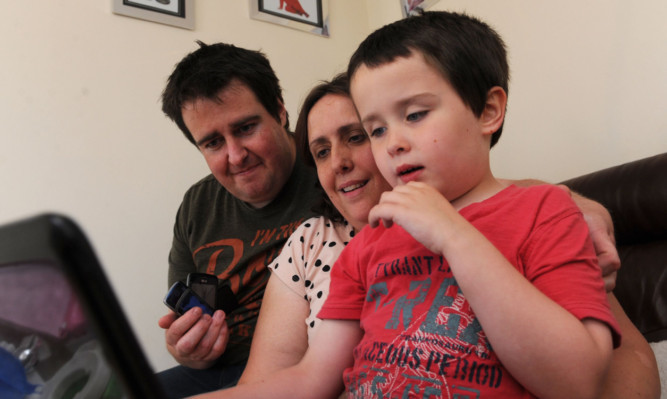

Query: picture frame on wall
<box><xmin>112</xmin><ymin>0</ymin><xmax>194</xmax><ymax>30</ymax></box>
<box><xmin>249</xmin><ymin>0</ymin><xmax>329</xmax><ymax>37</ymax></box>
<box><xmin>400</xmin><ymin>0</ymin><xmax>440</xmax><ymax>18</ymax></box>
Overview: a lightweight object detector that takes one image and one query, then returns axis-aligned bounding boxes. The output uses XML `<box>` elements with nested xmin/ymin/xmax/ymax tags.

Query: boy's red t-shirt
<box><xmin>319</xmin><ymin>185</ymin><xmax>620</xmax><ymax>398</ymax></box>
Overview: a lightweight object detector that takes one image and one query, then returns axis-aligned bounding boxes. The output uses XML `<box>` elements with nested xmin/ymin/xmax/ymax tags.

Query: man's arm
<box><xmin>559</xmin><ymin>185</ymin><xmax>621</xmax><ymax>291</ymax></box>
<box><xmin>600</xmin><ymin>294</ymin><xmax>661</xmax><ymax>399</ymax></box>
<box><xmin>160</xmin><ymin>218</ymin><xmax>230</xmax><ymax>369</ymax></box>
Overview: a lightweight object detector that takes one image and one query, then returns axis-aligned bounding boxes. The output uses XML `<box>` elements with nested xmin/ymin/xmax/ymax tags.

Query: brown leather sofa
<box><xmin>562</xmin><ymin>152</ymin><xmax>667</xmax><ymax>343</ymax></box>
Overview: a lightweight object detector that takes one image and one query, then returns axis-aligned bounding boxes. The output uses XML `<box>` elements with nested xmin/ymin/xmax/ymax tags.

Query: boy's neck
<box><xmin>450</xmin><ymin>173</ymin><xmax>507</xmax><ymax>211</ymax></box>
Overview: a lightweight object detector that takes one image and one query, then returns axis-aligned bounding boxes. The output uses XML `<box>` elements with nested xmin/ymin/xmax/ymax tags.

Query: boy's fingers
<box><xmin>368</xmin><ymin>205</ymin><xmax>394</xmax><ymax>229</ymax></box>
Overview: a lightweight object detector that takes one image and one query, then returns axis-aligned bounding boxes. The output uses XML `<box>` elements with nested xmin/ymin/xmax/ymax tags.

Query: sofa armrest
<box><xmin>561</xmin><ymin>153</ymin><xmax>667</xmax><ymax>342</ymax></box>
<box><xmin>561</xmin><ymin>153</ymin><xmax>667</xmax><ymax>245</ymax></box>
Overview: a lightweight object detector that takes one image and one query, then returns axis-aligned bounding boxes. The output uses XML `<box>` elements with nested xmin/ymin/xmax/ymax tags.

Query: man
<box><xmin>157</xmin><ymin>41</ymin><xmax>321</xmax><ymax>398</ymax></box>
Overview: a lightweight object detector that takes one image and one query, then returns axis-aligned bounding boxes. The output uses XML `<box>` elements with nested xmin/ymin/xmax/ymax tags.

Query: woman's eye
<box><xmin>349</xmin><ymin>131</ymin><xmax>367</xmax><ymax>144</ymax></box>
<box><xmin>407</xmin><ymin>111</ymin><xmax>428</xmax><ymax>122</ymax></box>
<box><xmin>313</xmin><ymin>148</ymin><xmax>330</xmax><ymax>160</ymax></box>
<box><xmin>370</xmin><ymin>127</ymin><xmax>386</xmax><ymax>137</ymax></box>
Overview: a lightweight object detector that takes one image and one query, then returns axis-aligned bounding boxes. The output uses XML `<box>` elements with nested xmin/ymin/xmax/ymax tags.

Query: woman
<box><xmin>231</xmin><ymin>74</ymin><xmax>659</xmax><ymax>398</ymax></box>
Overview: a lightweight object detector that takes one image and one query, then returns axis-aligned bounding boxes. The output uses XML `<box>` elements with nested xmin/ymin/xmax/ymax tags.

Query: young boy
<box><xmin>198</xmin><ymin>11</ymin><xmax>620</xmax><ymax>399</ymax></box>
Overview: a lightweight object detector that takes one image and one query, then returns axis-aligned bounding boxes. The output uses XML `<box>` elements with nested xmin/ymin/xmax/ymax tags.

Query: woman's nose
<box><xmin>332</xmin><ymin>146</ymin><xmax>353</xmax><ymax>173</ymax></box>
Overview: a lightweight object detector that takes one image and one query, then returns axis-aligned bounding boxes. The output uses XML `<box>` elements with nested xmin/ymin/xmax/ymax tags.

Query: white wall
<box><xmin>429</xmin><ymin>0</ymin><xmax>667</xmax><ymax>181</ymax></box>
<box><xmin>0</xmin><ymin>0</ymin><xmax>369</xmax><ymax>371</ymax></box>
<box><xmin>1</xmin><ymin>0</ymin><xmax>665</xmax><ymax>372</ymax></box>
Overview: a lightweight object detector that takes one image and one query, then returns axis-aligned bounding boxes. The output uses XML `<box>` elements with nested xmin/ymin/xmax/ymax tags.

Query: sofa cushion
<box><xmin>616</xmin><ymin>240</ymin><xmax>667</xmax><ymax>342</ymax></box>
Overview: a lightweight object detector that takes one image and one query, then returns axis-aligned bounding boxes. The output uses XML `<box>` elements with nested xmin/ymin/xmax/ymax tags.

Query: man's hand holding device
<box><xmin>187</xmin><ymin>273</ymin><xmax>219</xmax><ymax>309</ymax></box>
<box><xmin>164</xmin><ymin>280</ymin><xmax>215</xmax><ymax>316</ymax></box>
<box><xmin>158</xmin><ymin>273</ymin><xmax>238</xmax><ymax>369</ymax></box>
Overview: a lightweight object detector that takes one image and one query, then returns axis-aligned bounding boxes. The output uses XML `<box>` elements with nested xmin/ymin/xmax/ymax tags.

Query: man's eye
<box><xmin>205</xmin><ymin>138</ymin><xmax>224</xmax><ymax>150</ymax></box>
<box><xmin>407</xmin><ymin>111</ymin><xmax>428</xmax><ymax>122</ymax></box>
<box><xmin>238</xmin><ymin>123</ymin><xmax>256</xmax><ymax>134</ymax></box>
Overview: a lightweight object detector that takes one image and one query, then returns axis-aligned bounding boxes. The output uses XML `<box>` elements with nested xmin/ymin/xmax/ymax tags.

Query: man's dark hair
<box><xmin>161</xmin><ymin>41</ymin><xmax>289</xmax><ymax>144</ymax></box>
<box><xmin>347</xmin><ymin>11</ymin><xmax>509</xmax><ymax>147</ymax></box>
<box><xmin>294</xmin><ymin>73</ymin><xmax>351</xmax><ymax>224</ymax></box>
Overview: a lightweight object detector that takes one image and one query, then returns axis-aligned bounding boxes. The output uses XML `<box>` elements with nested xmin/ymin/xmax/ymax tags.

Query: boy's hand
<box><xmin>368</xmin><ymin>182</ymin><xmax>461</xmax><ymax>255</ymax></box>
<box><xmin>158</xmin><ymin>308</ymin><xmax>229</xmax><ymax>369</ymax></box>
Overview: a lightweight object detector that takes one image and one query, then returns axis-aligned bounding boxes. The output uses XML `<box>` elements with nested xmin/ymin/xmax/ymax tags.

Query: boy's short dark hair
<box><xmin>348</xmin><ymin>11</ymin><xmax>509</xmax><ymax>147</ymax></box>
<box><xmin>161</xmin><ymin>41</ymin><xmax>289</xmax><ymax>144</ymax></box>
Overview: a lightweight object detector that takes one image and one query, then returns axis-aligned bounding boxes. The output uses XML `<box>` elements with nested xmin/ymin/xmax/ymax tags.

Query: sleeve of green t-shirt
<box><xmin>167</xmin><ymin>201</ymin><xmax>196</xmax><ymax>288</ymax></box>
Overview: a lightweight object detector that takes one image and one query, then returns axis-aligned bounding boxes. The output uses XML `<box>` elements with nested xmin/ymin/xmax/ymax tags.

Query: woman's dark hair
<box><xmin>294</xmin><ymin>73</ymin><xmax>351</xmax><ymax>224</ymax></box>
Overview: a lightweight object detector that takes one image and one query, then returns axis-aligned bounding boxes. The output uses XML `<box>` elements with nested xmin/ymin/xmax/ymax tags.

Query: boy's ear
<box><xmin>480</xmin><ymin>87</ymin><xmax>507</xmax><ymax>136</ymax></box>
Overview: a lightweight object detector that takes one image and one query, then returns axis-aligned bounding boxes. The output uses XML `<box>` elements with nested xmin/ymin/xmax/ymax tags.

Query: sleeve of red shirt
<box><xmin>521</xmin><ymin>187</ymin><xmax>622</xmax><ymax>347</ymax></box>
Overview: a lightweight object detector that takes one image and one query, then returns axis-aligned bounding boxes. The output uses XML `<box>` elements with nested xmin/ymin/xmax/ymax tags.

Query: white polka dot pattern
<box><xmin>268</xmin><ymin>216</ymin><xmax>354</xmax><ymax>343</ymax></box>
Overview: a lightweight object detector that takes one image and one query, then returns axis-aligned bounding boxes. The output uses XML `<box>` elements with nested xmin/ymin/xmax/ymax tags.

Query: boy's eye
<box><xmin>406</xmin><ymin>110</ymin><xmax>428</xmax><ymax>122</ymax></box>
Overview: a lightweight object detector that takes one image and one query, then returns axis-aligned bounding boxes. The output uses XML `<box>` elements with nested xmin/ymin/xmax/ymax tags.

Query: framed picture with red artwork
<box><xmin>249</xmin><ymin>0</ymin><xmax>329</xmax><ymax>37</ymax></box>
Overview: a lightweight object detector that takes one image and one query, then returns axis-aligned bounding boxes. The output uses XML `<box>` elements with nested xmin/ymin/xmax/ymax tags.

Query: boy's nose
<box><xmin>386</xmin><ymin>129</ymin><xmax>410</xmax><ymax>156</ymax></box>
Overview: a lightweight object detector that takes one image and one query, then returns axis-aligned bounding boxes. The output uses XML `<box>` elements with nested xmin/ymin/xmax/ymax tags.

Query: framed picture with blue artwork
<box><xmin>112</xmin><ymin>0</ymin><xmax>194</xmax><ymax>30</ymax></box>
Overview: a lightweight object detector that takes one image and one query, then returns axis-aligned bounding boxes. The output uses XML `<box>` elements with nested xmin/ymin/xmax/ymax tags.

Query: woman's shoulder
<box><xmin>269</xmin><ymin>216</ymin><xmax>350</xmax><ymax>297</ymax></box>
<box><xmin>293</xmin><ymin>216</ymin><xmax>355</xmax><ymax>245</ymax></box>
<box><xmin>271</xmin><ymin>217</ymin><xmax>353</xmax><ymax>271</ymax></box>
